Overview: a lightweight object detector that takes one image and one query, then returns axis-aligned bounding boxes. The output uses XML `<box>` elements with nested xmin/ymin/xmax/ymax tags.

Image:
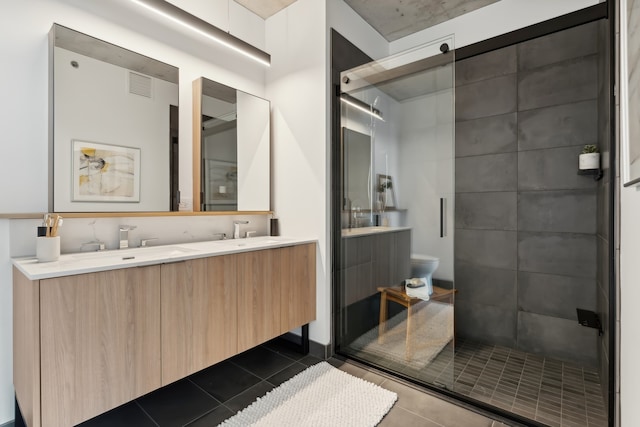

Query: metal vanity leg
<box><xmin>15</xmin><ymin>395</ymin><xmax>26</xmax><ymax>427</ymax></box>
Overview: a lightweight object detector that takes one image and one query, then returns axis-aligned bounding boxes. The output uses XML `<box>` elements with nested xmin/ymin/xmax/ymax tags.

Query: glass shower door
<box><xmin>336</xmin><ymin>38</ymin><xmax>456</xmax><ymax>390</ymax></box>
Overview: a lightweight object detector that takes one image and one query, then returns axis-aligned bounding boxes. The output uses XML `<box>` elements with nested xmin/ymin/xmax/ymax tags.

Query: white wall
<box><xmin>265</xmin><ymin>0</ymin><xmax>329</xmax><ymax>344</ymax></box>
<box><xmin>0</xmin><ymin>221</ymin><xmax>12</xmax><ymax>422</ymax></box>
<box><xmin>620</xmin><ymin>185</ymin><xmax>640</xmax><ymax>427</ymax></box>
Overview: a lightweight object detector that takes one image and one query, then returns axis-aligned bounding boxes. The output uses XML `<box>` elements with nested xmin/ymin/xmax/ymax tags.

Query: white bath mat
<box><xmin>217</xmin><ymin>361</ymin><xmax>397</xmax><ymax>427</ymax></box>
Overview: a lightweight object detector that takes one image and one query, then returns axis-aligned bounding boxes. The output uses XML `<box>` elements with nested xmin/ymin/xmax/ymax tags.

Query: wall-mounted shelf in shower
<box><xmin>577</xmin><ymin>168</ymin><xmax>603</xmax><ymax>181</ymax></box>
<box><xmin>577</xmin><ymin>308</ymin><xmax>603</xmax><ymax>335</ymax></box>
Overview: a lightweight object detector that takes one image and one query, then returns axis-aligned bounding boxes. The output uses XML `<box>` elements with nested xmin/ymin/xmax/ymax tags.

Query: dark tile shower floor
<box><xmin>346</xmin><ymin>338</ymin><xmax>608</xmax><ymax>427</ymax></box>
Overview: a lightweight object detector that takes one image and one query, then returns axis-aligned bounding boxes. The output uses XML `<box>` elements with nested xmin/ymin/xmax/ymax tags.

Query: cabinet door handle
<box><xmin>440</xmin><ymin>198</ymin><xmax>445</xmax><ymax>238</ymax></box>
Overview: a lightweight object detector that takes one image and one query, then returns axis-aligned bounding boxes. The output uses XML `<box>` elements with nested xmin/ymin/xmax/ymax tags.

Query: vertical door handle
<box><xmin>440</xmin><ymin>198</ymin><xmax>445</xmax><ymax>238</ymax></box>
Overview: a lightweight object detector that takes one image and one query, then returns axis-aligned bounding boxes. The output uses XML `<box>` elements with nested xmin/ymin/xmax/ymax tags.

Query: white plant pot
<box><xmin>579</xmin><ymin>153</ymin><xmax>600</xmax><ymax>170</ymax></box>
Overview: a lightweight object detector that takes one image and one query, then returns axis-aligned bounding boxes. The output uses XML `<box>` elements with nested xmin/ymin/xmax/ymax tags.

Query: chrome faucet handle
<box><xmin>233</xmin><ymin>220</ymin><xmax>250</xmax><ymax>239</ymax></box>
<box><xmin>245</xmin><ymin>231</ymin><xmax>257</xmax><ymax>238</ymax></box>
<box><xmin>81</xmin><ymin>241</ymin><xmax>106</xmax><ymax>251</ymax></box>
<box><xmin>119</xmin><ymin>225</ymin><xmax>137</xmax><ymax>249</ymax></box>
<box><xmin>140</xmin><ymin>238</ymin><xmax>158</xmax><ymax>247</ymax></box>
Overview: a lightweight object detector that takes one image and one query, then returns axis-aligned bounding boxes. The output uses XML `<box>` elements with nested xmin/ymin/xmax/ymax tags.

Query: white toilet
<box><xmin>410</xmin><ymin>254</ymin><xmax>440</xmax><ymax>293</ymax></box>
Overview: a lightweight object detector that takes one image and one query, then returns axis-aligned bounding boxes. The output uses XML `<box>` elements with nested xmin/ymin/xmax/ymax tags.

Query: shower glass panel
<box><xmin>337</xmin><ymin>38</ymin><xmax>456</xmax><ymax>391</ymax></box>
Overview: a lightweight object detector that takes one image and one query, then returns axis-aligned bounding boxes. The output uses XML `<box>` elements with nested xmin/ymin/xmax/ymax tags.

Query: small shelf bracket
<box><xmin>576</xmin><ymin>308</ymin><xmax>603</xmax><ymax>336</ymax></box>
<box><xmin>577</xmin><ymin>168</ymin><xmax>603</xmax><ymax>181</ymax></box>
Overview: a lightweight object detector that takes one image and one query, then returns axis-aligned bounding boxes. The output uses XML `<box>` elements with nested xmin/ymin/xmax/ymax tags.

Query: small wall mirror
<box><xmin>193</xmin><ymin>77</ymin><xmax>270</xmax><ymax>212</ymax></box>
<box><xmin>342</xmin><ymin>127</ymin><xmax>372</xmax><ymax>212</ymax></box>
<box><xmin>50</xmin><ymin>24</ymin><xmax>180</xmax><ymax>212</ymax></box>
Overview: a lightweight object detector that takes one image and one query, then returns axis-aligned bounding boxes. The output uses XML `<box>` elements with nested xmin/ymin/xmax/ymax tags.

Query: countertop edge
<box><xmin>13</xmin><ymin>237</ymin><xmax>318</xmax><ymax>281</ymax></box>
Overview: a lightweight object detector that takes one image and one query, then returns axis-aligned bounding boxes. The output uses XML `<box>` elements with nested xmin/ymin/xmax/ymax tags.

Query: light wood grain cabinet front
<box><xmin>14</xmin><ymin>242</ymin><xmax>316</xmax><ymax>426</ymax></box>
<box><xmin>278</xmin><ymin>244</ymin><xmax>316</xmax><ymax>334</ymax></box>
<box><xmin>237</xmin><ymin>249</ymin><xmax>281</xmax><ymax>352</ymax></box>
<box><xmin>39</xmin><ymin>266</ymin><xmax>161</xmax><ymax>427</ymax></box>
<box><xmin>161</xmin><ymin>255</ymin><xmax>238</xmax><ymax>384</ymax></box>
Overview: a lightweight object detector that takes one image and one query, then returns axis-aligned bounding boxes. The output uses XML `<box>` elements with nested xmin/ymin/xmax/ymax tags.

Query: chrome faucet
<box><xmin>81</xmin><ymin>240</ymin><xmax>106</xmax><ymax>251</ymax></box>
<box><xmin>233</xmin><ymin>221</ymin><xmax>249</xmax><ymax>239</ymax></box>
<box><xmin>119</xmin><ymin>225</ymin><xmax>136</xmax><ymax>249</ymax></box>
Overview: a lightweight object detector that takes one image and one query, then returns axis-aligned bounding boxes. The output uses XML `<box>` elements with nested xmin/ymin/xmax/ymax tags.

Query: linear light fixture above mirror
<box><xmin>340</xmin><ymin>93</ymin><xmax>384</xmax><ymax>121</ymax></box>
<box><xmin>130</xmin><ymin>0</ymin><xmax>271</xmax><ymax>66</ymax></box>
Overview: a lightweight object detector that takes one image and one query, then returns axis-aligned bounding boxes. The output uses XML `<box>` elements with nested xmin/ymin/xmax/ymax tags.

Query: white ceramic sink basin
<box><xmin>214</xmin><ymin>237</ymin><xmax>290</xmax><ymax>248</ymax></box>
<box><xmin>71</xmin><ymin>245</ymin><xmax>197</xmax><ymax>262</ymax></box>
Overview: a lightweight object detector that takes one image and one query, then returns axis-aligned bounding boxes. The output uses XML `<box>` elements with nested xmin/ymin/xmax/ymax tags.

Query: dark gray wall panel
<box><xmin>518</xmin><ymin>190</ymin><xmax>597</xmax><ymax>234</ymax></box>
<box><xmin>455</xmin><ymin>261</ymin><xmax>516</xmax><ymax>308</ymax></box>
<box><xmin>456</xmin><ymin>192</ymin><xmax>517</xmax><ymax>230</ymax></box>
<box><xmin>452</xmin><ymin>21</ymin><xmax>605</xmax><ymax>372</ymax></box>
<box><xmin>456</xmin><ymin>45</ymin><xmax>517</xmax><ymax>86</ymax></box>
<box><xmin>455</xmin><ymin>229</ymin><xmax>517</xmax><ymax>270</ymax></box>
<box><xmin>518</xmin><ymin>271</ymin><xmax>596</xmax><ymax>320</ymax></box>
<box><xmin>456</xmin><ymin>113</ymin><xmax>517</xmax><ymax>157</ymax></box>
<box><xmin>518</xmin><ymin>146</ymin><xmax>598</xmax><ymax>191</ymax></box>
<box><xmin>518</xmin><ymin>55</ymin><xmax>597</xmax><ymax>111</ymax></box>
<box><xmin>456</xmin><ymin>152</ymin><xmax>517</xmax><ymax>193</ymax></box>
<box><xmin>517</xmin><ymin>21</ymin><xmax>598</xmax><ymax>71</ymax></box>
<box><xmin>518</xmin><ymin>100</ymin><xmax>597</xmax><ymax>151</ymax></box>
<box><xmin>518</xmin><ymin>231</ymin><xmax>597</xmax><ymax>278</ymax></box>
<box><xmin>456</xmin><ymin>301</ymin><xmax>517</xmax><ymax>347</ymax></box>
<box><xmin>456</xmin><ymin>74</ymin><xmax>517</xmax><ymax>121</ymax></box>
<box><xmin>517</xmin><ymin>312</ymin><xmax>597</xmax><ymax>367</ymax></box>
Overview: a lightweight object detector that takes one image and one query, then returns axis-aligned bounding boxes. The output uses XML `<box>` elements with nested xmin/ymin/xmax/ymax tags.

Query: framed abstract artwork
<box><xmin>72</xmin><ymin>140</ymin><xmax>141</xmax><ymax>202</ymax></box>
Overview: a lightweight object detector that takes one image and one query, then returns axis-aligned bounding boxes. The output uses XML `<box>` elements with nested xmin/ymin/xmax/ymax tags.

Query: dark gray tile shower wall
<box><xmin>454</xmin><ymin>21</ymin><xmax>605</xmax><ymax>368</ymax></box>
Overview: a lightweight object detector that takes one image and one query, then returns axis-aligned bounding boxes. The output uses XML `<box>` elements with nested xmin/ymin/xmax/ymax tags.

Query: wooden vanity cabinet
<box><xmin>161</xmin><ymin>255</ymin><xmax>238</xmax><ymax>384</ymax></box>
<box><xmin>14</xmin><ymin>242</ymin><xmax>316</xmax><ymax>427</ymax></box>
<box><xmin>14</xmin><ymin>265</ymin><xmax>161</xmax><ymax>427</ymax></box>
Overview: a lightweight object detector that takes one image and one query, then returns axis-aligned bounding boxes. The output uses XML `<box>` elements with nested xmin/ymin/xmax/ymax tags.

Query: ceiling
<box><xmin>234</xmin><ymin>0</ymin><xmax>501</xmax><ymax>41</ymax></box>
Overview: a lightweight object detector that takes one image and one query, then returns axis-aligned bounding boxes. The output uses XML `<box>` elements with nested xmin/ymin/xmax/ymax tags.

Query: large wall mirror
<box><xmin>50</xmin><ymin>24</ymin><xmax>179</xmax><ymax>212</ymax></box>
<box><xmin>193</xmin><ymin>77</ymin><xmax>270</xmax><ymax>212</ymax></box>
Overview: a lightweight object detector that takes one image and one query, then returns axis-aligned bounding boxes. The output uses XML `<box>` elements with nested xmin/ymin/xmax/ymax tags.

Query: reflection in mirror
<box><xmin>342</xmin><ymin>128</ymin><xmax>372</xmax><ymax>214</ymax></box>
<box><xmin>200</xmin><ymin>79</ymin><xmax>238</xmax><ymax>210</ymax></box>
<box><xmin>193</xmin><ymin>77</ymin><xmax>270</xmax><ymax>212</ymax></box>
<box><xmin>50</xmin><ymin>24</ymin><xmax>179</xmax><ymax>212</ymax></box>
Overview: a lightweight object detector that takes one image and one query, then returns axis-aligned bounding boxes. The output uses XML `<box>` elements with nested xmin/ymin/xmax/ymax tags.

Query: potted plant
<box><xmin>579</xmin><ymin>144</ymin><xmax>600</xmax><ymax>170</ymax></box>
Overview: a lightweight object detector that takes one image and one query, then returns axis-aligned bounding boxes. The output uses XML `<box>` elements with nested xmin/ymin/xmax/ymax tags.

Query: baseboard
<box><xmin>0</xmin><ymin>420</ymin><xmax>15</xmax><ymax>427</ymax></box>
<box><xmin>309</xmin><ymin>340</ymin><xmax>332</xmax><ymax>360</ymax></box>
<box><xmin>279</xmin><ymin>332</ymin><xmax>331</xmax><ymax>360</ymax></box>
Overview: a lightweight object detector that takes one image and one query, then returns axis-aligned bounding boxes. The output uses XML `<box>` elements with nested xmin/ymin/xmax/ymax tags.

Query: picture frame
<box><xmin>377</xmin><ymin>174</ymin><xmax>396</xmax><ymax>209</ymax></box>
<box><xmin>72</xmin><ymin>140</ymin><xmax>141</xmax><ymax>202</ymax></box>
<box><xmin>621</xmin><ymin>0</ymin><xmax>640</xmax><ymax>186</ymax></box>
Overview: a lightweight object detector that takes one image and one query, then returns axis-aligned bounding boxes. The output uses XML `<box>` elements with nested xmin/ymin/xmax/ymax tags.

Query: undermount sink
<box><xmin>71</xmin><ymin>245</ymin><xmax>197</xmax><ymax>262</ymax></box>
<box><xmin>213</xmin><ymin>237</ymin><xmax>289</xmax><ymax>248</ymax></box>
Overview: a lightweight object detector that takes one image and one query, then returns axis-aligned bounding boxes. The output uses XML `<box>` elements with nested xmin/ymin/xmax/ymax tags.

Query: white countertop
<box><xmin>12</xmin><ymin>236</ymin><xmax>317</xmax><ymax>280</ymax></box>
<box><xmin>341</xmin><ymin>226</ymin><xmax>411</xmax><ymax>238</ymax></box>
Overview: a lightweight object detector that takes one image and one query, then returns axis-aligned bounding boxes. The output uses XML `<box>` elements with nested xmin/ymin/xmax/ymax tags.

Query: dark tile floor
<box><xmin>345</xmin><ymin>337</ymin><xmax>608</xmax><ymax>427</ymax></box>
<box><xmin>69</xmin><ymin>337</ymin><xmax>511</xmax><ymax>427</ymax></box>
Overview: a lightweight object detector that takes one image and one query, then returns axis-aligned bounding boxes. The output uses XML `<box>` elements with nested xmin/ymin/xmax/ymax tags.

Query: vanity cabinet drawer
<box><xmin>39</xmin><ymin>266</ymin><xmax>161</xmax><ymax>427</ymax></box>
<box><xmin>161</xmin><ymin>255</ymin><xmax>238</xmax><ymax>385</ymax></box>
